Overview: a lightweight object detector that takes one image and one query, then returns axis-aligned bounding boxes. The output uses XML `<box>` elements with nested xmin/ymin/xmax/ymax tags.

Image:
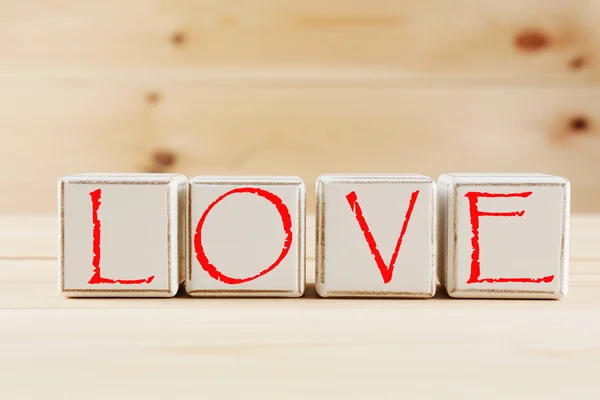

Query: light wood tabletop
<box><xmin>1</xmin><ymin>214</ymin><xmax>599</xmax><ymax>399</ymax></box>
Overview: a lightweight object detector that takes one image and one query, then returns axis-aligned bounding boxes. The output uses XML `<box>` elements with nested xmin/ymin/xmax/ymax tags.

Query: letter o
<box><xmin>194</xmin><ymin>187</ymin><xmax>293</xmax><ymax>284</ymax></box>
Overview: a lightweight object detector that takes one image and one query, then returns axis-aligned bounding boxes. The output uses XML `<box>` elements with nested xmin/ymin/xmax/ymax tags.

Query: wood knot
<box><xmin>170</xmin><ymin>31</ymin><xmax>186</xmax><ymax>47</ymax></box>
<box><xmin>514</xmin><ymin>29</ymin><xmax>550</xmax><ymax>52</ymax></box>
<box><xmin>569</xmin><ymin>116</ymin><xmax>590</xmax><ymax>133</ymax></box>
<box><xmin>569</xmin><ymin>55</ymin><xmax>587</xmax><ymax>71</ymax></box>
<box><xmin>152</xmin><ymin>150</ymin><xmax>176</xmax><ymax>167</ymax></box>
<box><xmin>146</xmin><ymin>91</ymin><xmax>162</xmax><ymax>105</ymax></box>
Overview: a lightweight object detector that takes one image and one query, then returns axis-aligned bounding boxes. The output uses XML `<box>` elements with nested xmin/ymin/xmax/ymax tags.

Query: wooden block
<box><xmin>315</xmin><ymin>174</ymin><xmax>436</xmax><ymax>298</ymax></box>
<box><xmin>437</xmin><ymin>173</ymin><xmax>570</xmax><ymax>299</ymax></box>
<box><xmin>186</xmin><ymin>176</ymin><xmax>305</xmax><ymax>297</ymax></box>
<box><xmin>58</xmin><ymin>174</ymin><xmax>186</xmax><ymax>297</ymax></box>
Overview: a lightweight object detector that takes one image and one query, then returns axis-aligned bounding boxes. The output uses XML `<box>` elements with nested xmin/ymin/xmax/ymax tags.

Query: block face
<box><xmin>436</xmin><ymin>176</ymin><xmax>450</xmax><ymax>290</ymax></box>
<box><xmin>187</xmin><ymin>176</ymin><xmax>305</xmax><ymax>297</ymax></box>
<box><xmin>439</xmin><ymin>174</ymin><xmax>569</xmax><ymax>299</ymax></box>
<box><xmin>316</xmin><ymin>175</ymin><xmax>436</xmax><ymax>298</ymax></box>
<box><xmin>59</xmin><ymin>174</ymin><xmax>185</xmax><ymax>297</ymax></box>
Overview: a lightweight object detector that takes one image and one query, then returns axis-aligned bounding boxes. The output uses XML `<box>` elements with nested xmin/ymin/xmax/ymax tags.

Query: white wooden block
<box><xmin>58</xmin><ymin>174</ymin><xmax>187</xmax><ymax>297</ymax></box>
<box><xmin>315</xmin><ymin>174</ymin><xmax>436</xmax><ymax>298</ymax></box>
<box><xmin>437</xmin><ymin>173</ymin><xmax>570</xmax><ymax>299</ymax></box>
<box><xmin>186</xmin><ymin>176</ymin><xmax>305</xmax><ymax>297</ymax></box>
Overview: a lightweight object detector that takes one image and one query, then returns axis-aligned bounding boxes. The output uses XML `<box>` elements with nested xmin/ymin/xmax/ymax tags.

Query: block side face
<box><xmin>187</xmin><ymin>180</ymin><xmax>304</xmax><ymax>297</ymax></box>
<box><xmin>445</xmin><ymin>179</ymin><xmax>457</xmax><ymax>295</ymax></box>
<box><xmin>58</xmin><ymin>179</ymin><xmax>65</xmax><ymax>294</ymax></box>
<box><xmin>180</xmin><ymin>181</ymin><xmax>188</xmax><ymax>285</ymax></box>
<box><xmin>186</xmin><ymin>181</ymin><xmax>193</xmax><ymax>287</ymax></box>
<box><xmin>167</xmin><ymin>182</ymin><xmax>178</xmax><ymax>294</ymax></box>
<box><xmin>429</xmin><ymin>181</ymin><xmax>437</xmax><ymax>297</ymax></box>
<box><xmin>172</xmin><ymin>180</ymin><xmax>187</xmax><ymax>287</ymax></box>
<box><xmin>315</xmin><ymin>178</ymin><xmax>325</xmax><ymax>292</ymax></box>
<box><xmin>169</xmin><ymin>174</ymin><xmax>188</xmax><ymax>187</ymax></box>
<box><xmin>320</xmin><ymin>179</ymin><xmax>435</xmax><ymax>297</ymax></box>
<box><xmin>437</xmin><ymin>174</ymin><xmax>456</xmax><ymax>186</ymax></box>
<box><xmin>315</xmin><ymin>283</ymin><xmax>329</xmax><ymax>298</ymax></box>
<box><xmin>559</xmin><ymin>181</ymin><xmax>570</xmax><ymax>298</ymax></box>
<box><xmin>60</xmin><ymin>180</ymin><xmax>173</xmax><ymax>296</ymax></box>
<box><xmin>452</xmin><ymin>180</ymin><xmax>566</xmax><ymax>298</ymax></box>
<box><xmin>297</xmin><ymin>182</ymin><xmax>306</xmax><ymax>297</ymax></box>
<box><xmin>436</xmin><ymin>177</ymin><xmax>449</xmax><ymax>291</ymax></box>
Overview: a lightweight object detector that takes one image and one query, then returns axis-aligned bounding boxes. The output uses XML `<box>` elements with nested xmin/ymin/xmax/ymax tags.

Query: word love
<box><xmin>58</xmin><ymin>173</ymin><xmax>570</xmax><ymax>300</ymax></box>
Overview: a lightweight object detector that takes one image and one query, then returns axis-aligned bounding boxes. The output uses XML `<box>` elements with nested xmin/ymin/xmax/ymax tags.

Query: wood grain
<box><xmin>1</xmin><ymin>4</ymin><xmax>599</xmax><ymax>394</ymax></box>
<box><xmin>1</xmin><ymin>0</ymin><xmax>600</xmax><ymax>79</ymax></box>
<box><xmin>0</xmin><ymin>214</ymin><xmax>599</xmax><ymax>399</ymax></box>
<box><xmin>1</xmin><ymin>80</ymin><xmax>599</xmax><ymax>212</ymax></box>
<box><xmin>2</xmin><ymin>1</ymin><xmax>600</xmax><ymax>213</ymax></box>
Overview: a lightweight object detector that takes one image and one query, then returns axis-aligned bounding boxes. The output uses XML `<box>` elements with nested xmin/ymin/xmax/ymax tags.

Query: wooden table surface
<box><xmin>1</xmin><ymin>214</ymin><xmax>599</xmax><ymax>399</ymax></box>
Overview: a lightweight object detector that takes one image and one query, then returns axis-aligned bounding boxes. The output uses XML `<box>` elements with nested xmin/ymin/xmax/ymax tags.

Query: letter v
<box><xmin>346</xmin><ymin>190</ymin><xmax>420</xmax><ymax>284</ymax></box>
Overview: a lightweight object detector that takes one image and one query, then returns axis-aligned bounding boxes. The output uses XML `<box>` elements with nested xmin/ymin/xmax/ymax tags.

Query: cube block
<box><xmin>316</xmin><ymin>174</ymin><xmax>436</xmax><ymax>298</ymax></box>
<box><xmin>437</xmin><ymin>173</ymin><xmax>569</xmax><ymax>299</ymax></box>
<box><xmin>186</xmin><ymin>176</ymin><xmax>305</xmax><ymax>297</ymax></box>
<box><xmin>59</xmin><ymin>174</ymin><xmax>187</xmax><ymax>297</ymax></box>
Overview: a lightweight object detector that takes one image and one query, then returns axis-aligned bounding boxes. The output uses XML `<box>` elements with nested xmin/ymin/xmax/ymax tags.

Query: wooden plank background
<box><xmin>1</xmin><ymin>0</ymin><xmax>600</xmax><ymax>212</ymax></box>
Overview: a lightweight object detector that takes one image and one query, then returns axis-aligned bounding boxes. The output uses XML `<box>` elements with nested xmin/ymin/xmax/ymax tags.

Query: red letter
<box><xmin>346</xmin><ymin>190</ymin><xmax>420</xmax><ymax>284</ymax></box>
<box><xmin>88</xmin><ymin>189</ymin><xmax>155</xmax><ymax>285</ymax></box>
<box><xmin>465</xmin><ymin>191</ymin><xmax>554</xmax><ymax>284</ymax></box>
<box><xmin>194</xmin><ymin>187</ymin><xmax>293</xmax><ymax>284</ymax></box>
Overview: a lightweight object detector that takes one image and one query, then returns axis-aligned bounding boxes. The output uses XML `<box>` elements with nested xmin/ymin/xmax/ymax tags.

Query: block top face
<box><xmin>441</xmin><ymin>174</ymin><xmax>569</xmax><ymax>298</ymax></box>
<box><xmin>439</xmin><ymin>173</ymin><xmax>568</xmax><ymax>185</ymax></box>
<box><xmin>59</xmin><ymin>175</ymin><xmax>183</xmax><ymax>296</ymax></box>
<box><xmin>187</xmin><ymin>177</ymin><xmax>305</xmax><ymax>296</ymax></box>
<box><xmin>317</xmin><ymin>175</ymin><xmax>436</xmax><ymax>297</ymax></box>
<box><xmin>62</xmin><ymin>173</ymin><xmax>186</xmax><ymax>185</ymax></box>
<box><xmin>190</xmin><ymin>176</ymin><xmax>303</xmax><ymax>186</ymax></box>
<box><xmin>319</xmin><ymin>174</ymin><xmax>432</xmax><ymax>183</ymax></box>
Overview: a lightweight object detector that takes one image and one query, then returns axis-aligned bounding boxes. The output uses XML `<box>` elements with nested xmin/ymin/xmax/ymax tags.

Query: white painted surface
<box><xmin>59</xmin><ymin>174</ymin><xmax>186</xmax><ymax>297</ymax></box>
<box><xmin>187</xmin><ymin>176</ymin><xmax>305</xmax><ymax>297</ymax></box>
<box><xmin>316</xmin><ymin>174</ymin><xmax>436</xmax><ymax>298</ymax></box>
<box><xmin>438</xmin><ymin>173</ymin><xmax>570</xmax><ymax>299</ymax></box>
